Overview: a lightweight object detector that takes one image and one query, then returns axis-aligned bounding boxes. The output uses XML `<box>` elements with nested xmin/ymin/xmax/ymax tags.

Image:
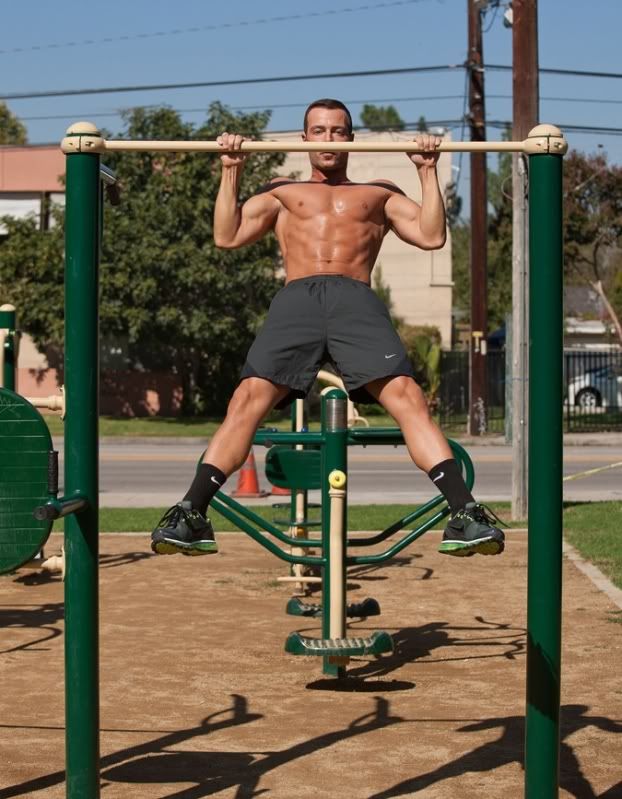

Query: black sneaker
<box><xmin>438</xmin><ymin>502</ymin><xmax>505</xmax><ymax>557</ymax></box>
<box><xmin>151</xmin><ymin>501</ymin><xmax>218</xmax><ymax>556</ymax></box>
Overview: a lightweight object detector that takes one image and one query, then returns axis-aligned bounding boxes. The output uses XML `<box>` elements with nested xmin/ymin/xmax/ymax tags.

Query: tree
<box><xmin>0</xmin><ymin>215</ymin><xmax>64</xmax><ymax>364</ymax></box>
<box><xmin>0</xmin><ymin>102</ymin><xmax>27</xmax><ymax>144</ymax></box>
<box><xmin>360</xmin><ymin>104</ymin><xmax>405</xmax><ymax>131</ymax></box>
<box><xmin>372</xmin><ymin>264</ymin><xmax>403</xmax><ymax>327</ymax></box>
<box><xmin>0</xmin><ymin>102</ymin><xmax>287</xmax><ymax>414</ymax></box>
<box><xmin>450</xmin><ymin>149</ymin><xmax>513</xmax><ymax>331</ymax></box>
<box><xmin>563</xmin><ymin>150</ymin><xmax>622</xmax><ymax>343</ymax></box>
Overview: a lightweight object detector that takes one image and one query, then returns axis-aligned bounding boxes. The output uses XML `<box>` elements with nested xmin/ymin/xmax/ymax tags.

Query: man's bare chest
<box><xmin>271</xmin><ymin>181</ymin><xmax>391</xmax><ymax>223</ymax></box>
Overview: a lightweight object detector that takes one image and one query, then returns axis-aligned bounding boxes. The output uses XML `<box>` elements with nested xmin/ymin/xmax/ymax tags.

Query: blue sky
<box><xmin>2</xmin><ymin>0</ymin><xmax>621</xmax><ymax>205</ymax></box>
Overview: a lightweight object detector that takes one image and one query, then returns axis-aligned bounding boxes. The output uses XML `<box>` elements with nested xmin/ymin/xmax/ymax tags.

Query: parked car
<box><xmin>566</xmin><ymin>364</ymin><xmax>622</xmax><ymax>409</ymax></box>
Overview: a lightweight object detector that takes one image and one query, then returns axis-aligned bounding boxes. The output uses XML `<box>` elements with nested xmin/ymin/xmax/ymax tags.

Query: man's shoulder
<box><xmin>364</xmin><ymin>179</ymin><xmax>406</xmax><ymax>195</ymax></box>
<box><xmin>254</xmin><ymin>178</ymin><xmax>299</xmax><ymax>196</ymax></box>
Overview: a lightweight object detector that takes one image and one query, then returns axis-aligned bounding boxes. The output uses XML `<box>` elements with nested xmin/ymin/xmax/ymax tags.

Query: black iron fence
<box><xmin>438</xmin><ymin>348</ymin><xmax>622</xmax><ymax>434</ymax></box>
<box><xmin>564</xmin><ymin>349</ymin><xmax>622</xmax><ymax>432</ymax></box>
<box><xmin>438</xmin><ymin>350</ymin><xmax>506</xmax><ymax>434</ymax></box>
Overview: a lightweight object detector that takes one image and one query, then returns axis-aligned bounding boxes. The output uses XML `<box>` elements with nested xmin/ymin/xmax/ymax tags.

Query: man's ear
<box><xmin>302</xmin><ymin>132</ymin><xmax>307</xmax><ymax>141</ymax></box>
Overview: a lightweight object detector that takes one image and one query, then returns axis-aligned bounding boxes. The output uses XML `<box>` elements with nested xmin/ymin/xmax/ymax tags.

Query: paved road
<box><xmin>55</xmin><ymin>441</ymin><xmax>622</xmax><ymax>507</ymax></box>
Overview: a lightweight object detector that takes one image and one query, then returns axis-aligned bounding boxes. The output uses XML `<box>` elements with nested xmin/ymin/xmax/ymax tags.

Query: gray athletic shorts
<box><xmin>240</xmin><ymin>274</ymin><xmax>414</xmax><ymax>407</ymax></box>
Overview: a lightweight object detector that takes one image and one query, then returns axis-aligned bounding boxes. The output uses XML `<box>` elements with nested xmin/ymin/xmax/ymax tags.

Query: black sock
<box><xmin>183</xmin><ymin>464</ymin><xmax>227</xmax><ymax>515</ymax></box>
<box><xmin>427</xmin><ymin>458</ymin><xmax>474</xmax><ymax>515</ymax></box>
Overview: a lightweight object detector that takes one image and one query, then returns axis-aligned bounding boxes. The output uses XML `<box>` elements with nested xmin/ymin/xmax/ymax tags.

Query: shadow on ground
<box><xmin>1</xmin><ymin>700</ymin><xmax>620</xmax><ymax>798</ymax></box>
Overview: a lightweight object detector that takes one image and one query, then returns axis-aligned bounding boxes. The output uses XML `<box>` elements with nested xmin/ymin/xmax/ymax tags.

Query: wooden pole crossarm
<box><xmin>61</xmin><ymin>121</ymin><xmax>568</xmax><ymax>156</ymax></box>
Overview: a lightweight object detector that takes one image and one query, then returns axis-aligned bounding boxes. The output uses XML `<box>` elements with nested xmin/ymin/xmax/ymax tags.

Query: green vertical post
<box><xmin>525</xmin><ymin>127</ymin><xmax>566</xmax><ymax>798</ymax></box>
<box><xmin>0</xmin><ymin>304</ymin><xmax>17</xmax><ymax>391</ymax></box>
<box><xmin>321</xmin><ymin>389</ymin><xmax>348</xmax><ymax>677</ymax></box>
<box><xmin>63</xmin><ymin>124</ymin><xmax>102</xmax><ymax>799</ymax></box>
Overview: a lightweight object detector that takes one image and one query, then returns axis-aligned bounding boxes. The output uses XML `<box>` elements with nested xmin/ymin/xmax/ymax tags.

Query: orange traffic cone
<box><xmin>231</xmin><ymin>450</ymin><xmax>269</xmax><ymax>497</ymax></box>
<box><xmin>271</xmin><ymin>483</ymin><xmax>291</xmax><ymax>496</ymax></box>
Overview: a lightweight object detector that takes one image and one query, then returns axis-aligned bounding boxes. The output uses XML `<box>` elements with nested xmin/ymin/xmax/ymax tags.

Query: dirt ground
<box><xmin>1</xmin><ymin>529</ymin><xmax>621</xmax><ymax>799</ymax></box>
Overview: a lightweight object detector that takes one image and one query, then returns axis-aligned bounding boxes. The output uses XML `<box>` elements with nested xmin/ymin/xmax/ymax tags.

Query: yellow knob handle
<box><xmin>328</xmin><ymin>469</ymin><xmax>347</xmax><ymax>489</ymax></box>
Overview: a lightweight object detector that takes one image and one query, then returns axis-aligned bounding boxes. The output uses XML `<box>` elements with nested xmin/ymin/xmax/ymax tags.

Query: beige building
<box><xmin>0</xmin><ymin>144</ymin><xmax>65</xmax><ymax>232</ymax></box>
<box><xmin>270</xmin><ymin>129</ymin><xmax>454</xmax><ymax>347</ymax></box>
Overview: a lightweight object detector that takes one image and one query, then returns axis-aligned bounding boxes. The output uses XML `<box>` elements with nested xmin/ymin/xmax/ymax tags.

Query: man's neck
<box><xmin>309</xmin><ymin>167</ymin><xmax>350</xmax><ymax>185</ymax></box>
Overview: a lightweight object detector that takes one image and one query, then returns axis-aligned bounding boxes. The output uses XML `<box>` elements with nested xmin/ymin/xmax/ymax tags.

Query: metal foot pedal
<box><xmin>286</xmin><ymin>597</ymin><xmax>381</xmax><ymax>618</ymax></box>
<box><xmin>284</xmin><ymin>630</ymin><xmax>393</xmax><ymax>657</ymax></box>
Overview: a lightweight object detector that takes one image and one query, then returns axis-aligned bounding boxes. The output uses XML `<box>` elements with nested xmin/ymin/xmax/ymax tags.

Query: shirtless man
<box><xmin>151</xmin><ymin>98</ymin><xmax>504</xmax><ymax>558</ymax></box>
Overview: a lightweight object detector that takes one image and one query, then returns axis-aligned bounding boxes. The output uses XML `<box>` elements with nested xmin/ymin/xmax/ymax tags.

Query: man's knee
<box><xmin>226</xmin><ymin>378</ymin><xmax>284</xmax><ymax>421</ymax></box>
<box><xmin>377</xmin><ymin>376</ymin><xmax>430</xmax><ymax>415</ymax></box>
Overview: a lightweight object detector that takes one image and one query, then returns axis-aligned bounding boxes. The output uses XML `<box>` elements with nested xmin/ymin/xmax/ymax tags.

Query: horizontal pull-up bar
<box><xmin>61</xmin><ymin>122</ymin><xmax>568</xmax><ymax>156</ymax></box>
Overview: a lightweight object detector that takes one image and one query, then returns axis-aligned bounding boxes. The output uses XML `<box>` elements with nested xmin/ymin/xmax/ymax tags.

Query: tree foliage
<box><xmin>451</xmin><ymin>146</ymin><xmax>622</xmax><ymax>342</ymax></box>
<box><xmin>0</xmin><ymin>102</ymin><xmax>27</xmax><ymax>144</ymax></box>
<box><xmin>451</xmin><ymin>150</ymin><xmax>513</xmax><ymax>331</ymax></box>
<box><xmin>0</xmin><ymin>103</ymin><xmax>287</xmax><ymax>414</ymax></box>
<box><xmin>563</xmin><ymin>150</ymin><xmax>622</xmax><ymax>341</ymax></box>
<box><xmin>0</xmin><ymin>215</ymin><xmax>64</xmax><ymax>362</ymax></box>
<box><xmin>359</xmin><ymin>104</ymin><xmax>405</xmax><ymax>131</ymax></box>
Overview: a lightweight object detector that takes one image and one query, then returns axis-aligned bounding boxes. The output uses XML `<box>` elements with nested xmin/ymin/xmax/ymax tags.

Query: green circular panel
<box><xmin>0</xmin><ymin>388</ymin><xmax>54</xmax><ymax>573</ymax></box>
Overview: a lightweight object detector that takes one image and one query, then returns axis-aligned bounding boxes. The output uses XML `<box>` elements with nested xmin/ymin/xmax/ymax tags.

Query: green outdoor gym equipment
<box><xmin>0</xmin><ymin>123</ymin><xmax>566</xmax><ymax>798</ymax></box>
<box><xmin>208</xmin><ymin>387</ymin><xmax>475</xmax><ymax>679</ymax></box>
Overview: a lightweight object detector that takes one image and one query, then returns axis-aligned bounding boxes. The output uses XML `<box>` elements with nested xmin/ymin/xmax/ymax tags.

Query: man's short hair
<box><xmin>303</xmin><ymin>99</ymin><xmax>353</xmax><ymax>135</ymax></box>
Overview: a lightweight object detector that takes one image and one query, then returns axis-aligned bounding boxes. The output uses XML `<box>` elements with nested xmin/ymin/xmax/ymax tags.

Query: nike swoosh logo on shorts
<box><xmin>385</xmin><ymin>354</ymin><xmax>397</xmax><ymax>359</ymax></box>
<box><xmin>432</xmin><ymin>472</ymin><xmax>445</xmax><ymax>482</ymax></box>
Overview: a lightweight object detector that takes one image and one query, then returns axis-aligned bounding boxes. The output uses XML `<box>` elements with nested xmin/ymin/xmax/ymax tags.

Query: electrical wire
<box><xmin>0</xmin><ymin>0</ymin><xmax>430</xmax><ymax>56</ymax></box>
<box><xmin>5</xmin><ymin>62</ymin><xmax>622</xmax><ymax>104</ymax></box>
<box><xmin>0</xmin><ymin>64</ymin><xmax>463</xmax><ymax>102</ymax></box>
<box><xmin>14</xmin><ymin>94</ymin><xmax>622</xmax><ymax>124</ymax></box>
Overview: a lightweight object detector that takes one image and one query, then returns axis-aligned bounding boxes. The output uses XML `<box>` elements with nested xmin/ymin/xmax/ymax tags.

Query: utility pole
<box><xmin>510</xmin><ymin>0</ymin><xmax>539</xmax><ymax>518</ymax></box>
<box><xmin>468</xmin><ymin>0</ymin><xmax>488</xmax><ymax>435</ymax></box>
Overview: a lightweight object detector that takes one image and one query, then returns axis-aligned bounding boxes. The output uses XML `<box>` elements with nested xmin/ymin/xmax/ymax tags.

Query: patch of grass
<box><xmin>563</xmin><ymin>501</ymin><xmax>622</xmax><ymax>589</ymax></box>
<box><xmin>43</xmin><ymin>412</ymin><xmax>429</xmax><ymax>438</ymax></box>
<box><xmin>51</xmin><ymin>501</ymin><xmax>522</xmax><ymax>535</ymax></box>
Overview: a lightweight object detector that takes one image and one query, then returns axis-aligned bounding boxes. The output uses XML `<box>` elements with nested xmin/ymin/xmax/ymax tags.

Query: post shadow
<box><xmin>367</xmin><ymin>704</ymin><xmax>622</xmax><ymax>799</ymax></box>
<box><xmin>0</xmin><ymin>601</ymin><xmax>63</xmax><ymax>655</ymax></box>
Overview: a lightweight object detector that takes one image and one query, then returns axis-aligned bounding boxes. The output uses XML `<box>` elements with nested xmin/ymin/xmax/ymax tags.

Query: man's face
<box><xmin>303</xmin><ymin>107</ymin><xmax>353</xmax><ymax>172</ymax></box>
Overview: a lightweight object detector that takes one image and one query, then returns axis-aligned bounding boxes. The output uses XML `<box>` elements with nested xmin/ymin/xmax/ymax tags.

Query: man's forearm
<box><xmin>214</xmin><ymin>166</ymin><xmax>243</xmax><ymax>246</ymax></box>
<box><xmin>418</xmin><ymin>166</ymin><xmax>447</xmax><ymax>246</ymax></box>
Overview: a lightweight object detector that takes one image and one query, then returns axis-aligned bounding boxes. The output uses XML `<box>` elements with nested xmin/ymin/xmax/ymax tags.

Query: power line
<box><xmin>0</xmin><ymin>0</ymin><xmax>428</xmax><ymax>56</ymax></box>
<box><xmin>486</xmin><ymin>64</ymin><xmax>622</xmax><ymax>80</ymax></box>
<box><xmin>15</xmin><ymin>94</ymin><xmax>622</xmax><ymax>124</ymax></box>
<box><xmin>0</xmin><ymin>65</ymin><xmax>462</xmax><ymax>102</ymax></box>
<box><xmin>4</xmin><ymin>62</ymin><xmax>621</xmax><ymax>104</ymax></box>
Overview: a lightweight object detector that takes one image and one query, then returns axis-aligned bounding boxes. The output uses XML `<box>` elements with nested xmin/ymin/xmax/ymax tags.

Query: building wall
<box><xmin>0</xmin><ymin>145</ymin><xmax>65</xmax><ymax>232</ymax></box>
<box><xmin>270</xmin><ymin>130</ymin><xmax>454</xmax><ymax>347</ymax></box>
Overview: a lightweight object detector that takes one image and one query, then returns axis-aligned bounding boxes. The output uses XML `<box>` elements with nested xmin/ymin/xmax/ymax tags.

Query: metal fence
<box><xmin>438</xmin><ymin>348</ymin><xmax>622</xmax><ymax>434</ymax></box>
<box><xmin>438</xmin><ymin>350</ymin><xmax>506</xmax><ymax>434</ymax></box>
<box><xmin>564</xmin><ymin>349</ymin><xmax>622</xmax><ymax>432</ymax></box>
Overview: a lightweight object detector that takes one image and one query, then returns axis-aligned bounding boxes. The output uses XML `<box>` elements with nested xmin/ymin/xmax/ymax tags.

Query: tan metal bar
<box><xmin>328</xmin><ymin>470</ymin><xmax>347</xmax><ymax>640</ymax></box>
<box><xmin>61</xmin><ymin>122</ymin><xmax>568</xmax><ymax>156</ymax></box>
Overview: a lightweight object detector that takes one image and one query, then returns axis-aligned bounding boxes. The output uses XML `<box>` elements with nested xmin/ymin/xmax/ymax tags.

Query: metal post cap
<box><xmin>525</xmin><ymin>124</ymin><xmax>568</xmax><ymax>155</ymax></box>
<box><xmin>328</xmin><ymin>470</ymin><xmax>347</xmax><ymax>489</ymax></box>
<box><xmin>65</xmin><ymin>121</ymin><xmax>101</xmax><ymax>136</ymax></box>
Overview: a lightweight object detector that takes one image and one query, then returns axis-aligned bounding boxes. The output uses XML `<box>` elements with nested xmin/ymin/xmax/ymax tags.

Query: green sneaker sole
<box><xmin>438</xmin><ymin>538</ymin><xmax>504</xmax><ymax>557</ymax></box>
<box><xmin>151</xmin><ymin>539</ymin><xmax>219</xmax><ymax>556</ymax></box>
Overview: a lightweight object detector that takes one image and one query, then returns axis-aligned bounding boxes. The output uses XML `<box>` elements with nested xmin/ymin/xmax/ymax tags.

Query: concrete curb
<box><xmin>563</xmin><ymin>540</ymin><xmax>622</xmax><ymax>611</ymax></box>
